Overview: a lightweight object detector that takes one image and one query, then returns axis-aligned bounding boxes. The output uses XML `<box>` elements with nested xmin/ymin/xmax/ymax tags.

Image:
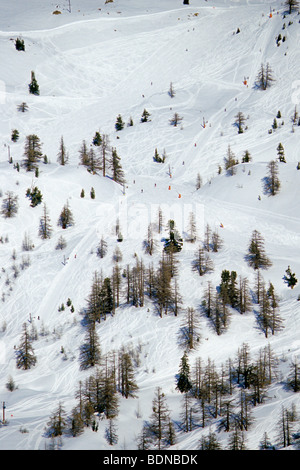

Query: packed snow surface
<box><xmin>0</xmin><ymin>0</ymin><xmax>299</xmax><ymax>450</ymax></box>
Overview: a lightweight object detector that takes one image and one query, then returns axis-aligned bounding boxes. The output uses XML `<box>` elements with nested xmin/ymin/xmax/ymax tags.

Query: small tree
<box><xmin>224</xmin><ymin>145</ymin><xmax>238</xmax><ymax>176</ymax></box>
<box><xmin>284</xmin><ymin>0</ymin><xmax>299</xmax><ymax>14</ymax></box>
<box><xmin>57</xmin><ymin>202</ymin><xmax>74</xmax><ymax>229</ymax></box>
<box><xmin>256</xmin><ymin>63</ymin><xmax>275</xmax><ymax>90</ymax></box>
<box><xmin>46</xmin><ymin>403</ymin><xmax>67</xmax><ymax>438</ymax></box>
<box><xmin>39</xmin><ymin>204</ymin><xmax>52</xmax><ymax>239</ymax></box>
<box><xmin>235</xmin><ymin>111</ymin><xmax>246</xmax><ymax>134</ymax></box>
<box><xmin>15</xmin><ymin>323</ymin><xmax>37</xmax><ymax>370</ymax></box>
<box><xmin>1</xmin><ymin>191</ymin><xmax>18</xmax><ymax>218</ymax></box>
<box><xmin>169</xmin><ymin>112</ymin><xmax>183</xmax><ymax>127</ymax></box>
<box><xmin>110</xmin><ymin>148</ymin><xmax>125</xmax><ymax>185</ymax></box>
<box><xmin>23</xmin><ymin>134</ymin><xmax>43</xmax><ymax>171</ymax></box>
<box><xmin>57</xmin><ymin>136</ymin><xmax>69</xmax><ymax>165</ymax></box>
<box><xmin>283</xmin><ymin>266</ymin><xmax>297</xmax><ymax>289</ymax></box>
<box><xmin>115</xmin><ymin>114</ymin><xmax>124</xmax><ymax>131</ymax></box>
<box><xmin>246</xmin><ymin>230</ymin><xmax>272</xmax><ymax>270</ymax></box>
<box><xmin>277</xmin><ymin>143</ymin><xmax>286</xmax><ymax>163</ymax></box>
<box><xmin>141</xmin><ymin>108</ymin><xmax>151</xmax><ymax>123</ymax></box>
<box><xmin>176</xmin><ymin>352</ymin><xmax>192</xmax><ymax>393</ymax></box>
<box><xmin>15</xmin><ymin>37</ymin><xmax>25</xmax><ymax>51</ymax></box>
<box><xmin>26</xmin><ymin>186</ymin><xmax>42</xmax><ymax>207</ymax></box>
<box><xmin>168</xmin><ymin>82</ymin><xmax>175</xmax><ymax>98</ymax></box>
<box><xmin>264</xmin><ymin>160</ymin><xmax>280</xmax><ymax>195</ymax></box>
<box><xmin>28</xmin><ymin>71</ymin><xmax>39</xmax><ymax>95</ymax></box>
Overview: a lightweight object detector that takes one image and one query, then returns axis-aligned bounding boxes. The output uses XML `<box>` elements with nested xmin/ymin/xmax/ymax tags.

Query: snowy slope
<box><xmin>0</xmin><ymin>0</ymin><xmax>299</xmax><ymax>450</ymax></box>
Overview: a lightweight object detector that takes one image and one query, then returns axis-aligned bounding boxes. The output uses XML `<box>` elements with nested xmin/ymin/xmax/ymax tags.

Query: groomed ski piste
<box><xmin>0</xmin><ymin>0</ymin><xmax>299</xmax><ymax>450</ymax></box>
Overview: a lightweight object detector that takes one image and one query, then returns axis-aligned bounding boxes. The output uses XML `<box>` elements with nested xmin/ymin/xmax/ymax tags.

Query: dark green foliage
<box><xmin>26</xmin><ymin>186</ymin><xmax>43</xmax><ymax>207</ymax></box>
<box><xmin>176</xmin><ymin>352</ymin><xmax>192</xmax><ymax>393</ymax></box>
<box><xmin>15</xmin><ymin>37</ymin><xmax>25</xmax><ymax>51</ymax></box>
<box><xmin>277</xmin><ymin>143</ymin><xmax>286</xmax><ymax>162</ymax></box>
<box><xmin>115</xmin><ymin>114</ymin><xmax>124</xmax><ymax>131</ymax></box>
<box><xmin>15</xmin><ymin>323</ymin><xmax>37</xmax><ymax>370</ymax></box>
<box><xmin>141</xmin><ymin>108</ymin><xmax>151</xmax><ymax>122</ymax></box>
<box><xmin>28</xmin><ymin>71</ymin><xmax>39</xmax><ymax>95</ymax></box>
<box><xmin>110</xmin><ymin>148</ymin><xmax>125</xmax><ymax>185</ymax></box>
<box><xmin>93</xmin><ymin>131</ymin><xmax>102</xmax><ymax>146</ymax></box>
<box><xmin>23</xmin><ymin>134</ymin><xmax>43</xmax><ymax>171</ymax></box>
<box><xmin>11</xmin><ymin>129</ymin><xmax>19</xmax><ymax>142</ymax></box>
<box><xmin>283</xmin><ymin>265</ymin><xmax>297</xmax><ymax>288</ymax></box>
<box><xmin>79</xmin><ymin>321</ymin><xmax>101</xmax><ymax>370</ymax></box>
<box><xmin>246</xmin><ymin>230</ymin><xmax>272</xmax><ymax>270</ymax></box>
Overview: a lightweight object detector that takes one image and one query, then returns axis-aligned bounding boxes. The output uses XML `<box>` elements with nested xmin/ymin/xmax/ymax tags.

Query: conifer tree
<box><xmin>39</xmin><ymin>204</ymin><xmax>52</xmax><ymax>239</ymax></box>
<box><xmin>264</xmin><ymin>160</ymin><xmax>280</xmax><ymax>195</ymax></box>
<box><xmin>79</xmin><ymin>320</ymin><xmax>101</xmax><ymax>370</ymax></box>
<box><xmin>79</xmin><ymin>140</ymin><xmax>89</xmax><ymax>166</ymax></box>
<box><xmin>115</xmin><ymin>114</ymin><xmax>124</xmax><ymax>131</ymax></box>
<box><xmin>15</xmin><ymin>322</ymin><xmax>37</xmax><ymax>370</ymax></box>
<box><xmin>110</xmin><ymin>148</ymin><xmax>125</xmax><ymax>185</ymax></box>
<box><xmin>46</xmin><ymin>402</ymin><xmax>67</xmax><ymax>438</ymax></box>
<box><xmin>285</xmin><ymin>0</ymin><xmax>300</xmax><ymax>14</ymax></box>
<box><xmin>283</xmin><ymin>265</ymin><xmax>298</xmax><ymax>289</ymax></box>
<box><xmin>28</xmin><ymin>71</ymin><xmax>39</xmax><ymax>95</ymax></box>
<box><xmin>277</xmin><ymin>143</ymin><xmax>286</xmax><ymax>163</ymax></box>
<box><xmin>1</xmin><ymin>191</ymin><xmax>18</xmax><ymax>218</ymax></box>
<box><xmin>57</xmin><ymin>202</ymin><xmax>74</xmax><ymax>229</ymax></box>
<box><xmin>235</xmin><ymin>111</ymin><xmax>246</xmax><ymax>134</ymax></box>
<box><xmin>176</xmin><ymin>352</ymin><xmax>192</xmax><ymax>393</ymax></box>
<box><xmin>192</xmin><ymin>247</ymin><xmax>213</xmax><ymax>276</ymax></box>
<box><xmin>105</xmin><ymin>419</ymin><xmax>118</xmax><ymax>445</ymax></box>
<box><xmin>246</xmin><ymin>230</ymin><xmax>272</xmax><ymax>270</ymax></box>
<box><xmin>23</xmin><ymin>134</ymin><xmax>43</xmax><ymax>171</ymax></box>
<box><xmin>57</xmin><ymin>136</ymin><xmax>69</xmax><ymax>165</ymax></box>
<box><xmin>117</xmin><ymin>349</ymin><xmax>138</xmax><ymax>398</ymax></box>
<box><xmin>224</xmin><ymin>145</ymin><xmax>238</xmax><ymax>175</ymax></box>
<box><xmin>141</xmin><ymin>108</ymin><xmax>151</xmax><ymax>123</ymax></box>
<box><xmin>149</xmin><ymin>387</ymin><xmax>173</xmax><ymax>450</ymax></box>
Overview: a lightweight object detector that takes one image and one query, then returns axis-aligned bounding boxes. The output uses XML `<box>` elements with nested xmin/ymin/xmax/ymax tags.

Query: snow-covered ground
<box><xmin>0</xmin><ymin>0</ymin><xmax>299</xmax><ymax>450</ymax></box>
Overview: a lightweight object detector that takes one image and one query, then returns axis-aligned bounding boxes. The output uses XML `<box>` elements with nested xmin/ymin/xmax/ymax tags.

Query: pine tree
<box><xmin>46</xmin><ymin>402</ymin><xmax>67</xmax><ymax>438</ymax></box>
<box><xmin>277</xmin><ymin>143</ymin><xmax>286</xmax><ymax>162</ymax></box>
<box><xmin>97</xmin><ymin>236</ymin><xmax>108</xmax><ymax>259</ymax></box>
<box><xmin>15</xmin><ymin>37</ymin><xmax>25</xmax><ymax>51</ymax></box>
<box><xmin>79</xmin><ymin>140</ymin><xmax>90</xmax><ymax>166</ymax></box>
<box><xmin>246</xmin><ymin>230</ymin><xmax>272</xmax><ymax>270</ymax></box>
<box><xmin>176</xmin><ymin>352</ymin><xmax>192</xmax><ymax>393</ymax></box>
<box><xmin>180</xmin><ymin>307</ymin><xmax>201</xmax><ymax>350</ymax></box>
<box><xmin>283</xmin><ymin>265</ymin><xmax>298</xmax><ymax>289</ymax></box>
<box><xmin>168</xmin><ymin>82</ymin><xmax>175</xmax><ymax>98</ymax></box>
<box><xmin>57</xmin><ymin>136</ymin><xmax>69</xmax><ymax>165</ymax></box>
<box><xmin>192</xmin><ymin>247</ymin><xmax>213</xmax><ymax>276</ymax></box>
<box><xmin>26</xmin><ymin>186</ymin><xmax>42</xmax><ymax>207</ymax></box>
<box><xmin>23</xmin><ymin>134</ymin><xmax>43</xmax><ymax>171</ymax></box>
<box><xmin>149</xmin><ymin>387</ymin><xmax>173</xmax><ymax>450</ymax></box>
<box><xmin>235</xmin><ymin>111</ymin><xmax>246</xmax><ymax>134</ymax></box>
<box><xmin>15</xmin><ymin>322</ymin><xmax>37</xmax><ymax>370</ymax></box>
<box><xmin>39</xmin><ymin>204</ymin><xmax>52</xmax><ymax>239</ymax></box>
<box><xmin>79</xmin><ymin>320</ymin><xmax>101</xmax><ymax>370</ymax></box>
<box><xmin>224</xmin><ymin>145</ymin><xmax>238</xmax><ymax>175</ymax></box>
<box><xmin>141</xmin><ymin>108</ymin><xmax>151</xmax><ymax>123</ymax></box>
<box><xmin>115</xmin><ymin>114</ymin><xmax>124</xmax><ymax>131</ymax></box>
<box><xmin>110</xmin><ymin>148</ymin><xmax>125</xmax><ymax>185</ymax></box>
<box><xmin>264</xmin><ymin>160</ymin><xmax>280</xmax><ymax>195</ymax></box>
<box><xmin>256</xmin><ymin>63</ymin><xmax>275</xmax><ymax>90</ymax></box>
<box><xmin>117</xmin><ymin>349</ymin><xmax>138</xmax><ymax>398</ymax></box>
<box><xmin>28</xmin><ymin>71</ymin><xmax>39</xmax><ymax>95</ymax></box>
<box><xmin>57</xmin><ymin>201</ymin><xmax>74</xmax><ymax>229</ymax></box>
<box><xmin>169</xmin><ymin>112</ymin><xmax>183</xmax><ymax>127</ymax></box>
<box><xmin>287</xmin><ymin>358</ymin><xmax>300</xmax><ymax>392</ymax></box>
<box><xmin>1</xmin><ymin>191</ymin><xmax>18</xmax><ymax>218</ymax></box>
<box><xmin>285</xmin><ymin>0</ymin><xmax>300</xmax><ymax>14</ymax></box>
<box><xmin>105</xmin><ymin>419</ymin><xmax>118</xmax><ymax>445</ymax></box>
